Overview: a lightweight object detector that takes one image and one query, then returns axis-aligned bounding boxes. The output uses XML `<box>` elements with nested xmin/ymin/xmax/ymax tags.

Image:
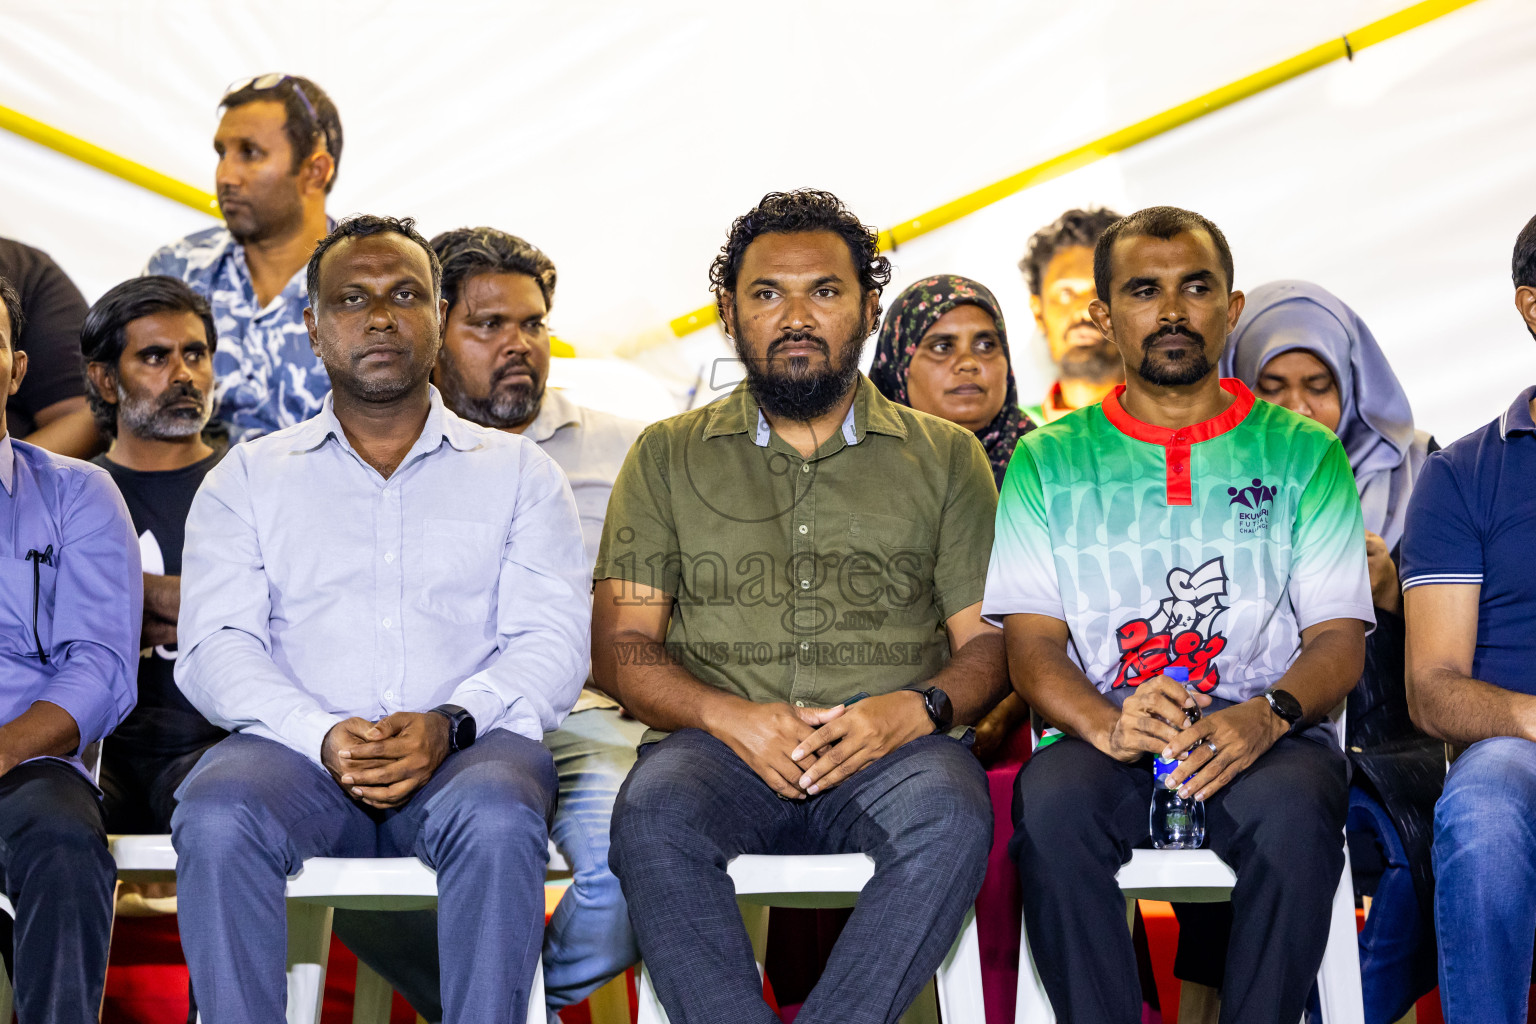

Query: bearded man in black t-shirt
<box><xmin>83</xmin><ymin>277</ymin><xmax>228</xmax><ymax>832</ymax></box>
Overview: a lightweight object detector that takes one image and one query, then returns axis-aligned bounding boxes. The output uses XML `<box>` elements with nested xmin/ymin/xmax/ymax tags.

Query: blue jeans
<box><xmin>543</xmin><ymin>708</ymin><xmax>644</xmax><ymax>1010</ymax></box>
<box><xmin>172</xmin><ymin>731</ymin><xmax>556</xmax><ymax>1024</ymax></box>
<box><xmin>610</xmin><ymin>728</ymin><xmax>992</xmax><ymax>1024</ymax></box>
<box><xmin>331</xmin><ymin>708</ymin><xmax>644</xmax><ymax>1023</ymax></box>
<box><xmin>1433</xmin><ymin>736</ymin><xmax>1536</xmax><ymax>1024</ymax></box>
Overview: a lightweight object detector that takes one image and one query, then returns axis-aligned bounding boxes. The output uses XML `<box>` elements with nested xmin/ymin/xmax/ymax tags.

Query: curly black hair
<box><xmin>709</xmin><ymin>189</ymin><xmax>892</xmax><ymax>328</ymax></box>
<box><xmin>306</xmin><ymin>214</ymin><xmax>442</xmax><ymax>310</ymax></box>
<box><xmin>1019</xmin><ymin>207</ymin><xmax>1122</xmax><ymax>297</ymax></box>
<box><xmin>1093</xmin><ymin>206</ymin><xmax>1234</xmax><ymax>305</ymax></box>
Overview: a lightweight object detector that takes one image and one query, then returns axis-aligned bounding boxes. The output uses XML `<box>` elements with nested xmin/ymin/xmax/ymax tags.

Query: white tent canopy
<box><xmin>0</xmin><ymin>0</ymin><xmax>1532</xmax><ymax>439</ymax></box>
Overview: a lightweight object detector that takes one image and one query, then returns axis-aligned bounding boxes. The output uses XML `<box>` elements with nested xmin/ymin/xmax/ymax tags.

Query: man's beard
<box><xmin>220</xmin><ymin>188</ymin><xmax>305</xmax><ymax>246</ymax></box>
<box><xmin>1058</xmin><ymin>330</ymin><xmax>1122</xmax><ymax>384</ymax></box>
<box><xmin>732</xmin><ymin>315</ymin><xmax>867</xmax><ymax>422</ymax></box>
<box><xmin>117</xmin><ymin>381</ymin><xmax>211</xmax><ymax>440</ymax></box>
<box><xmin>1136</xmin><ymin>324</ymin><xmax>1214</xmax><ymax>387</ymax></box>
<box><xmin>436</xmin><ymin>346</ymin><xmax>544</xmax><ymax>429</ymax></box>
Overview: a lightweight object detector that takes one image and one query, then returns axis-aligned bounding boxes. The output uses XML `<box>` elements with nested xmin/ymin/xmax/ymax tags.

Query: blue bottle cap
<box><xmin>1164</xmin><ymin>666</ymin><xmax>1189</xmax><ymax>683</ymax></box>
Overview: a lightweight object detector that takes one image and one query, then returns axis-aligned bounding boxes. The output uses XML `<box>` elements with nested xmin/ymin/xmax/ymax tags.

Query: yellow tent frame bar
<box><xmin>0</xmin><ymin>0</ymin><xmax>1481</xmax><ymax>348</ymax></box>
<box><xmin>0</xmin><ymin>103</ymin><xmax>222</xmax><ymax>216</ymax></box>
<box><xmin>666</xmin><ymin>0</ymin><xmax>1480</xmax><ymax>338</ymax></box>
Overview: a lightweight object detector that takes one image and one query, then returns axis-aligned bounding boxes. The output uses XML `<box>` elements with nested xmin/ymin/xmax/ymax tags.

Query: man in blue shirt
<box><xmin>1402</xmin><ymin>211</ymin><xmax>1536</xmax><ymax>1023</ymax></box>
<box><xmin>0</xmin><ymin>277</ymin><xmax>142</xmax><ymax>1022</ymax></box>
<box><xmin>146</xmin><ymin>74</ymin><xmax>340</xmax><ymax>442</ymax></box>
<box><xmin>171</xmin><ymin>217</ymin><xmax>590</xmax><ymax>1024</ymax></box>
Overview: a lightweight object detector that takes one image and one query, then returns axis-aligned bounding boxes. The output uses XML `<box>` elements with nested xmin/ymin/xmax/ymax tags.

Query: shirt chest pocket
<box><xmin>416</xmin><ymin>519</ymin><xmax>503</xmax><ymax>625</ymax></box>
<box><xmin>844</xmin><ymin>513</ymin><xmax>936</xmax><ymax>618</ymax></box>
<box><xmin>0</xmin><ymin>554</ymin><xmax>57</xmax><ymax>658</ymax></box>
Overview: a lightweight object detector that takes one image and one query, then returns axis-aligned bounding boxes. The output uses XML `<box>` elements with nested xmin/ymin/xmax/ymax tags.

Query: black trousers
<box><xmin>0</xmin><ymin>759</ymin><xmax>116</xmax><ymax>1024</ymax></box>
<box><xmin>99</xmin><ymin>738</ymin><xmax>222</xmax><ymax>834</ymax></box>
<box><xmin>1011</xmin><ymin>734</ymin><xmax>1347</xmax><ymax>1024</ymax></box>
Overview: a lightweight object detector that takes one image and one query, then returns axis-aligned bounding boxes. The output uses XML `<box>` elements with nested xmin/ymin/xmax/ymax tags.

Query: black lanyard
<box><xmin>24</xmin><ymin>545</ymin><xmax>52</xmax><ymax>665</ymax></box>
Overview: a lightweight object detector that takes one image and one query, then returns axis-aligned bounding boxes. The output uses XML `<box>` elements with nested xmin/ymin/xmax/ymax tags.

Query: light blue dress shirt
<box><xmin>0</xmin><ymin>436</ymin><xmax>140</xmax><ymax>772</ymax></box>
<box><xmin>175</xmin><ymin>387</ymin><xmax>591</xmax><ymax>767</ymax></box>
<box><xmin>147</xmin><ymin>224</ymin><xmax>335</xmax><ymax>442</ymax></box>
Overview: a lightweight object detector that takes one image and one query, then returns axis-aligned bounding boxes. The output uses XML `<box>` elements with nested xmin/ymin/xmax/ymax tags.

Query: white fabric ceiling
<box><xmin>0</xmin><ymin>0</ymin><xmax>1531</xmax><ymax>440</ymax></box>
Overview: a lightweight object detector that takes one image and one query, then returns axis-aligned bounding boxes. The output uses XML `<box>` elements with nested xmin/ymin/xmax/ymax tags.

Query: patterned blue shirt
<box><xmin>146</xmin><ymin>223</ymin><xmax>334</xmax><ymax>442</ymax></box>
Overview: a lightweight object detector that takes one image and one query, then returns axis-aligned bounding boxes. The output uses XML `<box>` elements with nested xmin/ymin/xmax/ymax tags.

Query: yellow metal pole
<box><xmin>668</xmin><ymin>0</ymin><xmax>1481</xmax><ymax>339</ymax></box>
<box><xmin>0</xmin><ymin>103</ymin><xmax>220</xmax><ymax>217</ymax></box>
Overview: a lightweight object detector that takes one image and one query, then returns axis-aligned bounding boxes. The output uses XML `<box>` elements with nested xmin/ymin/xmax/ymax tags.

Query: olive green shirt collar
<box><xmin>702</xmin><ymin>376</ymin><xmax>909</xmax><ymax>454</ymax></box>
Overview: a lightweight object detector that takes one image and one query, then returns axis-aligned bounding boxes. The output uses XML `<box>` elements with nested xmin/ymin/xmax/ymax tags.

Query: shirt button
<box><xmin>798</xmin><ymin>525</ymin><xmax>808</xmax><ymax>534</ymax></box>
<box><xmin>382</xmin><ymin>618</ymin><xmax>392</xmax><ymax>629</ymax></box>
<box><xmin>800</xmin><ymin>641</ymin><xmax>809</xmax><ymax>650</ymax></box>
<box><xmin>801</xmin><ymin>464</ymin><xmax>810</xmax><ymax>474</ymax></box>
<box><xmin>794</xmin><ymin>700</ymin><xmax>805</xmax><ymax>708</ymax></box>
<box><xmin>384</xmin><ymin>690</ymin><xmax>395</xmax><ymax>701</ymax></box>
<box><xmin>800</xmin><ymin>579</ymin><xmax>811</xmax><ymax>590</ymax></box>
<box><xmin>384</xmin><ymin>552</ymin><xmax>395</xmax><ymax>563</ymax></box>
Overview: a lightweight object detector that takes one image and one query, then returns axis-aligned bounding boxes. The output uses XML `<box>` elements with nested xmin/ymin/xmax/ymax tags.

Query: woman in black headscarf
<box><xmin>870</xmin><ymin>274</ymin><xmax>1035</xmax><ymax>489</ymax></box>
<box><xmin>871</xmin><ymin>273</ymin><xmax>1044</xmax><ymax>1024</ymax></box>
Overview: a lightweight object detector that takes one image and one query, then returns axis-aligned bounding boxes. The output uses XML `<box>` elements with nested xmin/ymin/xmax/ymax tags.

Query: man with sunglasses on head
<box><xmin>0</xmin><ymin>276</ymin><xmax>141</xmax><ymax>1023</ymax></box>
<box><xmin>147</xmin><ymin>73</ymin><xmax>341</xmax><ymax>442</ymax></box>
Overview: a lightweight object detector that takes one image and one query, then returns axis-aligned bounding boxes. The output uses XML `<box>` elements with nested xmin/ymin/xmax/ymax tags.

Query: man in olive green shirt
<box><xmin>594</xmin><ymin>189</ymin><xmax>1008</xmax><ymax>1024</ymax></box>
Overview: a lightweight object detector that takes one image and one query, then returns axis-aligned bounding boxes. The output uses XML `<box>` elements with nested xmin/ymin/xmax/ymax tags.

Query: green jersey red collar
<box><xmin>1101</xmin><ymin>378</ymin><xmax>1256</xmax><ymax>506</ymax></box>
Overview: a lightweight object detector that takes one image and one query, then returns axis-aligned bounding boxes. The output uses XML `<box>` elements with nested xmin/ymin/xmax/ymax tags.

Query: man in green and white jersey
<box><xmin>984</xmin><ymin>207</ymin><xmax>1374</xmax><ymax>1024</ymax></box>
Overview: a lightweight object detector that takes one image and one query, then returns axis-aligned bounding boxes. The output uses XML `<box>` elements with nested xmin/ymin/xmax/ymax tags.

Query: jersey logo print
<box><xmin>1112</xmin><ymin>557</ymin><xmax>1228</xmax><ymax>693</ymax></box>
<box><xmin>1227</xmin><ymin>478</ymin><xmax>1277</xmax><ymax>508</ymax></box>
<box><xmin>1228</xmin><ymin>478</ymin><xmax>1277</xmax><ymax>535</ymax></box>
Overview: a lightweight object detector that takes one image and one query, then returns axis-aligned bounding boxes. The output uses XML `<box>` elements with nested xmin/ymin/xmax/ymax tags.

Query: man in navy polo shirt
<box><xmin>1402</xmin><ymin>211</ymin><xmax>1536</xmax><ymax>1023</ymax></box>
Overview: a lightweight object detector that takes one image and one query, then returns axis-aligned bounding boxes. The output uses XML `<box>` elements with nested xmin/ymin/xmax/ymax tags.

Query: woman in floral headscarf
<box><xmin>870</xmin><ymin>274</ymin><xmax>1036</xmax><ymax>488</ymax></box>
<box><xmin>872</xmin><ymin>274</ymin><xmax>1039</xmax><ymax>1024</ymax></box>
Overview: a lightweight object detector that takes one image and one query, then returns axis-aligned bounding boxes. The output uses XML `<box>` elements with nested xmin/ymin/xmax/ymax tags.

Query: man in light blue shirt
<box><xmin>0</xmin><ymin>277</ymin><xmax>142</xmax><ymax>1023</ymax></box>
<box><xmin>343</xmin><ymin>226</ymin><xmax>648</xmax><ymax>1023</ymax></box>
<box><xmin>171</xmin><ymin>216</ymin><xmax>590</xmax><ymax>1024</ymax></box>
<box><xmin>146</xmin><ymin>74</ymin><xmax>341</xmax><ymax>442</ymax></box>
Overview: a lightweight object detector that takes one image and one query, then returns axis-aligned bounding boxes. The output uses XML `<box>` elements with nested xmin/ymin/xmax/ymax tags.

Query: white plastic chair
<box><xmin>635</xmin><ymin>852</ymin><xmax>985</xmax><ymax>1024</ymax></box>
<box><xmin>1014</xmin><ymin>838</ymin><xmax>1364</xmax><ymax>1023</ymax></box>
<box><xmin>109</xmin><ymin>836</ymin><xmax>557</xmax><ymax>1024</ymax></box>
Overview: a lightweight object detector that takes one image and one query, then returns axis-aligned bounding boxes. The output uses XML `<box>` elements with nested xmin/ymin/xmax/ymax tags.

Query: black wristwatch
<box><xmin>917</xmin><ymin>686</ymin><xmax>953</xmax><ymax>733</ymax></box>
<box><xmin>430</xmin><ymin>704</ymin><xmax>477</xmax><ymax>753</ymax></box>
<box><xmin>1261</xmin><ymin>687</ymin><xmax>1304</xmax><ymax>733</ymax></box>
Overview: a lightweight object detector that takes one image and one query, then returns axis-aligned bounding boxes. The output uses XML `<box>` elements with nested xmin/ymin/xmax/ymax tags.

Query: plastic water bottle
<box><xmin>1150</xmin><ymin>666</ymin><xmax>1206</xmax><ymax>849</ymax></box>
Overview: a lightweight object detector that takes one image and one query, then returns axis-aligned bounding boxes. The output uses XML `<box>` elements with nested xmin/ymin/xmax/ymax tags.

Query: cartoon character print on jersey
<box><xmin>1112</xmin><ymin>557</ymin><xmax>1229</xmax><ymax>692</ymax></box>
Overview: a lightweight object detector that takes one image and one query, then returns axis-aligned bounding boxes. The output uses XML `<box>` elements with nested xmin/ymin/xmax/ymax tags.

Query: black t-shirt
<box><xmin>93</xmin><ymin>451</ymin><xmax>227</xmax><ymax>757</ymax></box>
<box><xmin>0</xmin><ymin>238</ymin><xmax>89</xmax><ymax>438</ymax></box>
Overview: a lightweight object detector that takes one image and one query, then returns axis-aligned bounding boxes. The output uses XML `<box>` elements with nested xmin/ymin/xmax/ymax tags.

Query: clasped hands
<box><xmin>1103</xmin><ymin>674</ymin><xmax>1288</xmax><ymax>803</ymax></box>
<box><xmin>717</xmin><ymin>691</ymin><xmax>933</xmax><ymax>800</ymax></box>
<box><xmin>321</xmin><ymin>712</ymin><xmax>451</xmax><ymax>809</ymax></box>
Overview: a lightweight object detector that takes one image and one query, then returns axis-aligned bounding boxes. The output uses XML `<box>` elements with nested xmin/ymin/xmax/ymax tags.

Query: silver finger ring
<box><xmin>1204</xmin><ymin>740</ymin><xmax>1219</xmax><ymax>755</ymax></box>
